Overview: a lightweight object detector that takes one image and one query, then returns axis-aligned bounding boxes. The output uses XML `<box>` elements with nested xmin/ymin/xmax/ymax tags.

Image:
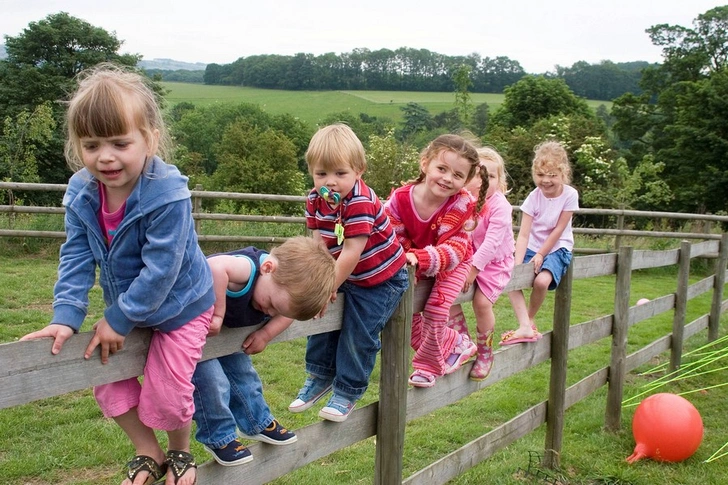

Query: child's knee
<box><xmin>533</xmin><ymin>272</ymin><xmax>552</xmax><ymax>291</ymax></box>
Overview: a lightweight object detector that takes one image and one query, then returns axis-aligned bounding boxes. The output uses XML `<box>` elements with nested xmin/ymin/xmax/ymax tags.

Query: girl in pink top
<box><xmin>504</xmin><ymin>141</ymin><xmax>579</xmax><ymax>345</ymax></box>
<box><xmin>448</xmin><ymin>147</ymin><xmax>515</xmax><ymax>380</ymax></box>
<box><xmin>385</xmin><ymin>134</ymin><xmax>486</xmax><ymax>388</ymax></box>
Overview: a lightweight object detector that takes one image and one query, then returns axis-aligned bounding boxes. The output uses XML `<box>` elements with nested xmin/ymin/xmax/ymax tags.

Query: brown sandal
<box><xmin>125</xmin><ymin>455</ymin><xmax>167</xmax><ymax>485</ymax></box>
<box><xmin>165</xmin><ymin>450</ymin><xmax>197</xmax><ymax>484</ymax></box>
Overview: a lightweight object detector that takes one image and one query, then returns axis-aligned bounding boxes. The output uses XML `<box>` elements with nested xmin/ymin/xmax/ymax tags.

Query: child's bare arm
<box><xmin>334</xmin><ymin>235</ymin><xmax>367</xmax><ymax>290</ymax></box>
<box><xmin>514</xmin><ymin>214</ymin><xmax>533</xmax><ymax>265</ymax></box>
<box><xmin>207</xmin><ymin>255</ymin><xmax>253</xmax><ymax>336</ymax></box>
<box><xmin>243</xmin><ymin>316</ymin><xmax>294</xmax><ymax>354</ymax></box>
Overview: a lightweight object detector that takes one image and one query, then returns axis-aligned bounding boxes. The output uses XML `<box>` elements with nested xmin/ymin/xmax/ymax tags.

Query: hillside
<box><xmin>138</xmin><ymin>58</ymin><xmax>206</xmax><ymax>71</ymax></box>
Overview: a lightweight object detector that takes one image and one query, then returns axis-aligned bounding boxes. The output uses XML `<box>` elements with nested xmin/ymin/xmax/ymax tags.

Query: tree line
<box><xmin>2</xmin><ymin>8</ymin><xmax>728</xmax><ymax>221</ymax></box>
<box><xmin>201</xmin><ymin>48</ymin><xmax>645</xmax><ymax>101</ymax></box>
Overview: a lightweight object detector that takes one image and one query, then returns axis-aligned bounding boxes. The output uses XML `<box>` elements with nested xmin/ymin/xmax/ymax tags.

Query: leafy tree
<box><xmin>171</xmin><ymin>103</ymin><xmax>312</xmax><ymax>175</ymax></box>
<box><xmin>0</xmin><ymin>102</ymin><xmax>55</xmax><ymax>204</ymax></box>
<box><xmin>555</xmin><ymin>60</ymin><xmax>648</xmax><ymax>100</ymax></box>
<box><xmin>0</xmin><ymin>12</ymin><xmax>139</xmax><ymax>117</ymax></box>
<box><xmin>470</xmin><ymin>102</ymin><xmax>490</xmax><ymax>136</ymax></box>
<box><xmin>319</xmin><ymin>112</ymin><xmax>392</xmax><ymax>147</ymax></box>
<box><xmin>365</xmin><ymin>130</ymin><xmax>419</xmax><ymax>197</ymax></box>
<box><xmin>0</xmin><ymin>12</ymin><xmax>144</xmax><ymax>186</ymax></box>
<box><xmin>612</xmin><ymin>6</ymin><xmax>728</xmax><ymax>213</ymax></box>
<box><xmin>210</xmin><ymin>121</ymin><xmax>306</xmax><ymax>215</ymax></box>
<box><xmin>398</xmin><ymin>102</ymin><xmax>434</xmax><ymax>140</ymax></box>
<box><xmin>453</xmin><ymin>64</ymin><xmax>473</xmax><ymax>125</ymax></box>
<box><xmin>491</xmin><ymin>76</ymin><xmax>594</xmax><ymax>130</ymax></box>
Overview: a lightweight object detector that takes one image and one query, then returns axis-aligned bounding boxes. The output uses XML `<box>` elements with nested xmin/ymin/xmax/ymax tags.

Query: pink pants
<box><xmin>411</xmin><ymin>262</ymin><xmax>470</xmax><ymax>376</ymax></box>
<box><xmin>93</xmin><ymin>306</ymin><xmax>212</xmax><ymax>431</ymax></box>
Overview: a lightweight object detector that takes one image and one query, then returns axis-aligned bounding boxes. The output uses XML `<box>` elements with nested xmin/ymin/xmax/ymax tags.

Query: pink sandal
<box><xmin>408</xmin><ymin>369</ymin><xmax>437</xmax><ymax>388</ymax></box>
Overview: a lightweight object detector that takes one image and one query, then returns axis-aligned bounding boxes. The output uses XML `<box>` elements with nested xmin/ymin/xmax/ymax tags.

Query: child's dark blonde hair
<box><xmin>269</xmin><ymin>236</ymin><xmax>336</xmax><ymax>320</ymax></box>
<box><xmin>413</xmin><ymin>133</ymin><xmax>480</xmax><ymax>185</ymax></box>
<box><xmin>532</xmin><ymin>141</ymin><xmax>571</xmax><ymax>184</ymax></box>
<box><xmin>305</xmin><ymin>124</ymin><xmax>367</xmax><ymax>175</ymax></box>
<box><xmin>64</xmin><ymin>62</ymin><xmax>172</xmax><ymax>172</ymax></box>
<box><xmin>472</xmin><ymin>146</ymin><xmax>509</xmax><ymax>214</ymax></box>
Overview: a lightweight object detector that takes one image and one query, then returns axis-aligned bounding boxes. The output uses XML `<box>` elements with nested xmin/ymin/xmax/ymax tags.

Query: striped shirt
<box><xmin>306</xmin><ymin>179</ymin><xmax>406</xmax><ymax>287</ymax></box>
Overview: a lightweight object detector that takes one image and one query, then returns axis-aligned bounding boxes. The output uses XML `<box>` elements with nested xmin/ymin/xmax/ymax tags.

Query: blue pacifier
<box><xmin>320</xmin><ymin>186</ymin><xmax>341</xmax><ymax>204</ymax></box>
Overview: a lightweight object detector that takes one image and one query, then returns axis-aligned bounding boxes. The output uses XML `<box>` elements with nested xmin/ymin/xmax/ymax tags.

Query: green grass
<box><xmin>162</xmin><ymin>82</ymin><xmax>612</xmax><ymax>127</ymax></box>
<box><xmin>1</xmin><ymin>251</ymin><xmax>727</xmax><ymax>484</ymax></box>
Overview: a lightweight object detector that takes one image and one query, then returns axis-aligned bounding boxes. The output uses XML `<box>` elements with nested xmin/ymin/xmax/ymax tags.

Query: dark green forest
<box><xmin>201</xmin><ymin>50</ymin><xmax>647</xmax><ymax>102</ymax></box>
<box><xmin>2</xmin><ymin>8</ymin><xmax>728</xmax><ymax>219</ymax></box>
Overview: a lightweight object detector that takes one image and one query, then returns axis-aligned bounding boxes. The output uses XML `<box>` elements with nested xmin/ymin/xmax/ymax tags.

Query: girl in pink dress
<box><xmin>448</xmin><ymin>147</ymin><xmax>515</xmax><ymax>381</ymax></box>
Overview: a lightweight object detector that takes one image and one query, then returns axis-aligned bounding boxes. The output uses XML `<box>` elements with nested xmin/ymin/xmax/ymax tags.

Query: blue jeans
<box><xmin>305</xmin><ymin>267</ymin><xmax>409</xmax><ymax>401</ymax></box>
<box><xmin>192</xmin><ymin>352</ymin><xmax>273</xmax><ymax>448</ymax></box>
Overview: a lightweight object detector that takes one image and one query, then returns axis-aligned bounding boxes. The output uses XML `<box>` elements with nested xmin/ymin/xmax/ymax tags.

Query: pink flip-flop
<box><xmin>499</xmin><ymin>330</ymin><xmax>541</xmax><ymax>346</ymax></box>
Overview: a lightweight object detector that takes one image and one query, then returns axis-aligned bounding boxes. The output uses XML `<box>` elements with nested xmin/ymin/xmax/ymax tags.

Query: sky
<box><xmin>2</xmin><ymin>1</ymin><xmax>725</xmax><ymax>73</ymax></box>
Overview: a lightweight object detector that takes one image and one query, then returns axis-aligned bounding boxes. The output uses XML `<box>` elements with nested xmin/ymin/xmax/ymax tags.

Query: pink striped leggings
<box><xmin>411</xmin><ymin>261</ymin><xmax>470</xmax><ymax>376</ymax></box>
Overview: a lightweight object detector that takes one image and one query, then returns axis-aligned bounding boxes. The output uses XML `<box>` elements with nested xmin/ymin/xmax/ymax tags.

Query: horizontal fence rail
<box><xmin>2</xmin><ymin>234</ymin><xmax>727</xmax><ymax>483</ymax></box>
<box><xmin>2</xmin><ymin>182</ymin><xmax>727</xmax><ymax>247</ymax></box>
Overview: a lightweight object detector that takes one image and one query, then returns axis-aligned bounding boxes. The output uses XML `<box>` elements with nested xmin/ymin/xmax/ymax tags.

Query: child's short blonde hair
<box><xmin>532</xmin><ymin>141</ymin><xmax>571</xmax><ymax>184</ymax></box>
<box><xmin>269</xmin><ymin>236</ymin><xmax>336</xmax><ymax>320</ymax></box>
<box><xmin>305</xmin><ymin>124</ymin><xmax>367</xmax><ymax>175</ymax></box>
<box><xmin>64</xmin><ymin>63</ymin><xmax>171</xmax><ymax>172</ymax></box>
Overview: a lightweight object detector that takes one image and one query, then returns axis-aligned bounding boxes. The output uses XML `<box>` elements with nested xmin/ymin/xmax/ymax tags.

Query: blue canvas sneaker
<box><xmin>288</xmin><ymin>376</ymin><xmax>333</xmax><ymax>413</ymax></box>
<box><xmin>203</xmin><ymin>439</ymin><xmax>253</xmax><ymax>466</ymax></box>
<box><xmin>239</xmin><ymin>419</ymin><xmax>298</xmax><ymax>445</ymax></box>
<box><xmin>318</xmin><ymin>394</ymin><xmax>356</xmax><ymax>422</ymax></box>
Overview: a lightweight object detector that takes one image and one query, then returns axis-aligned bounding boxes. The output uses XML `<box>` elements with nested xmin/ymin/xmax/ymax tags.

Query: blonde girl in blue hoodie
<box><xmin>21</xmin><ymin>64</ymin><xmax>213</xmax><ymax>485</ymax></box>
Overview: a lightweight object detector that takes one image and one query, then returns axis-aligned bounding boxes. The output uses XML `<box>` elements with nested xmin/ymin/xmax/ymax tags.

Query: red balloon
<box><xmin>627</xmin><ymin>393</ymin><xmax>703</xmax><ymax>463</ymax></box>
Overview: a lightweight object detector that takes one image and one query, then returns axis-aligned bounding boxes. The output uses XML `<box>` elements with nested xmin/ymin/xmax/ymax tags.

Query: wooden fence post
<box><xmin>543</xmin><ymin>261</ymin><xmax>573</xmax><ymax>469</ymax></box>
<box><xmin>669</xmin><ymin>241</ymin><xmax>690</xmax><ymax>372</ymax></box>
<box><xmin>375</xmin><ymin>266</ymin><xmax>414</xmax><ymax>484</ymax></box>
<box><xmin>614</xmin><ymin>213</ymin><xmax>624</xmax><ymax>251</ymax></box>
<box><xmin>193</xmin><ymin>184</ymin><xmax>203</xmax><ymax>235</ymax></box>
<box><xmin>605</xmin><ymin>246</ymin><xmax>632</xmax><ymax>432</ymax></box>
<box><xmin>709</xmin><ymin>233</ymin><xmax>728</xmax><ymax>341</ymax></box>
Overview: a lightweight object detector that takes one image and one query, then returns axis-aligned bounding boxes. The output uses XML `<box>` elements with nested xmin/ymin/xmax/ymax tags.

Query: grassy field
<box><xmin>1</xmin><ymin>249</ymin><xmax>727</xmax><ymax>484</ymax></box>
<box><xmin>161</xmin><ymin>82</ymin><xmax>612</xmax><ymax>127</ymax></box>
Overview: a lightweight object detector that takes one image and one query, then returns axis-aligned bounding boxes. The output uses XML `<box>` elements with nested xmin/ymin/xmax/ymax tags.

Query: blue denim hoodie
<box><xmin>52</xmin><ymin>157</ymin><xmax>215</xmax><ymax>336</ymax></box>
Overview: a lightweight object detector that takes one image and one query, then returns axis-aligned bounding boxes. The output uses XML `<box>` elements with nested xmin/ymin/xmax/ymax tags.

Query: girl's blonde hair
<box><xmin>305</xmin><ymin>124</ymin><xmax>367</xmax><ymax>175</ymax></box>
<box><xmin>532</xmin><ymin>140</ymin><xmax>571</xmax><ymax>184</ymax></box>
<box><xmin>64</xmin><ymin>63</ymin><xmax>171</xmax><ymax>172</ymax></box>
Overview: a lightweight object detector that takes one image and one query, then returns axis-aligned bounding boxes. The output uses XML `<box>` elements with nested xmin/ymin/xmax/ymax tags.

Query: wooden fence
<box><xmin>2</xmin><ymin>182</ymin><xmax>728</xmax><ymax>249</ymax></box>
<box><xmin>2</xmin><ymin>233</ymin><xmax>727</xmax><ymax>483</ymax></box>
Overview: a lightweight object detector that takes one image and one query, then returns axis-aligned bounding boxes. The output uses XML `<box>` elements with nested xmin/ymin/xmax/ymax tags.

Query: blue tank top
<box><xmin>210</xmin><ymin>247</ymin><xmax>270</xmax><ymax>328</ymax></box>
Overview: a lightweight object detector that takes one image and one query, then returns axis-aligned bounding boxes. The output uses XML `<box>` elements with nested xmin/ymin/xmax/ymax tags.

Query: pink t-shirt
<box><xmin>520</xmin><ymin>184</ymin><xmax>579</xmax><ymax>253</ymax></box>
<box><xmin>471</xmin><ymin>190</ymin><xmax>515</xmax><ymax>270</ymax></box>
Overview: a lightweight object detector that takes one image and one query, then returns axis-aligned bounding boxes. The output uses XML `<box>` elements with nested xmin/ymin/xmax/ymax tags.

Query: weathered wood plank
<box><xmin>605</xmin><ymin>247</ymin><xmax>631</xmax><ymax>431</ymax></box>
<box><xmin>375</xmin><ymin>268</ymin><xmax>414</xmax><ymax>484</ymax></box>
<box><xmin>631</xmin><ymin>248</ymin><xmax>679</xmax><ymax>270</ymax></box>
<box><xmin>0</xmin><ymin>300</ymin><xmax>345</xmax><ymax>410</ymax></box>
<box><xmin>403</xmin><ymin>402</ymin><xmax>548</xmax><ymax>485</ymax></box>
<box><xmin>572</xmin><ymin>253</ymin><xmax>617</xmax><ymax>279</ymax></box>
<box><xmin>688</xmin><ymin>275</ymin><xmax>715</xmax><ymax>300</ymax></box>
<box><xmin>544</xmin><ymin>263</ymin><xmax>573</xmax><ymax>467</ymax></box>
<box><xmin>670</xmin><ymin>241</ymin><xmax>690</xmax><ymax>371</ymax></box>
<box><xmin>197</xmin><ymin>402</ymin><xmax>377</xmax><ymax>484</ymax></box>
